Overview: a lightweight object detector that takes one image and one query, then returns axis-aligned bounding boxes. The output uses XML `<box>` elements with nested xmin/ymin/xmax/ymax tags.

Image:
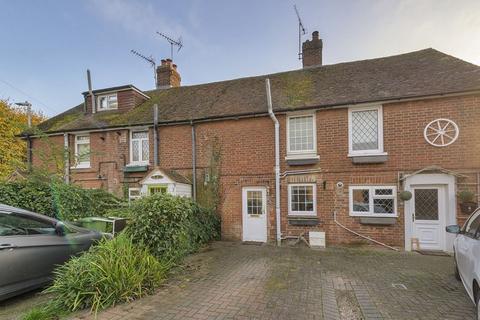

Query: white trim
<box><xmin>73</xmin><ymin>134</ymin><xmax>90</xmax><ymax>168</ymax></box>
<box><xmin>288</xmin><ymin>183</ymin><xmax>317</xmax><ymax>216</ymax></box>
<box><xmin>97</xmin><ymin>93</ymin><xmax>118</xmax><ymax>111</ymax></box>
<box><xmin>404</xmin><ymin>173</ymin><xmax>456</xmax><ymax>252</ymax></box>
<box><xmin>129</xmin><ymin>129</ymin><xmax>149</xmax><ymax>166</ymax></box>
<box><xmin>349</xmin><ymin>185</ymin><xmax>397</xmax><ymax>217</ymax></box>
<box><xmin>348</xmin><ymin>105</ymin><xmax>384</xmax><ymax>156</ymax></box>
<box><xmin>286</xmin><ymin>113</ymin><xmax>317</xmax><ymax>156</ymax></box>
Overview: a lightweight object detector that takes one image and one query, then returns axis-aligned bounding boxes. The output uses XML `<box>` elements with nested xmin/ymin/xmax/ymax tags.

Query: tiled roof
<box><xmin>37</xmin><ymin>48</ymin><xmax>480</xmax><ymax>134</ymax></box>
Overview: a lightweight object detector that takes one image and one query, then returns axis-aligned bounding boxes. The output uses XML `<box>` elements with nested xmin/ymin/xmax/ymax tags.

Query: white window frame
<box><xmin>349</xmin><ymin>185</ymin><xmax>397</xmax><ymax>217</ymax></box>
<box><xmin>128</xmin><ymin>188</ymin><xmax>142</xmax><ymax>202</ymax></box>
<box><xmin>348</xmin><ymin>105</ymin><xmax>385</xmax><ymax>157</ymax></box>
<box><xmin>97</xmin><ymin>93</ymin><xmax>118</xmax><ymax>111</ymax></box>
<box><xmin>129</xmin><ymin>129</ymin><xmax>149</xmax><ymax>165</ymax></box>
<box><xmin>286</xmin><ymin>113</ymin><xmax>318</xmax><ymax>158</ymax></box>
<box><xmin>73</xmin><ymin>134</ymin><xmax>90</xmax><ymax>168</ymax></box>
<box><xmin>288</xmin><ymin>183</ymin><xmax>317</xmax><ymax>216</ymax></box>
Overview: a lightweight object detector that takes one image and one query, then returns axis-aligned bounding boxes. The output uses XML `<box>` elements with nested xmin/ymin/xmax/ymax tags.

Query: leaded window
<box><xmin>349</xmin><ymin>106</ymin><xmax>384</xmax><ymax>155</ymax></box>
<box><xmin>350</xmin><ymin>186</ymin><xmax>396</xmax><ymax>217</ymax></box>
<box><xmin>130</xmin><ymin>130</ymin><xmax>149</xmax><ymax>164</ymax></box>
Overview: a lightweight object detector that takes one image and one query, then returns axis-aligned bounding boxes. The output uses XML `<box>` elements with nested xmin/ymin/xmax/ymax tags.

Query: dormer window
<box><xmin>97</xmin><ymin>94</ymin><xmax>118</xmax><ymax>111</ymax></box>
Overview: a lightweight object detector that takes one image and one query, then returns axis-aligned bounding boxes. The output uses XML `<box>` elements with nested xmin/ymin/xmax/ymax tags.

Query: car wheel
<box><xmin>454</xmin><ymin>255</ymin><xmax>461</xmax><ymax>281</ymax></box>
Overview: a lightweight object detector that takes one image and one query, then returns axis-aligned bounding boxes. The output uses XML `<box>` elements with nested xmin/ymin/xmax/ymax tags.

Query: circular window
<box><xmin>424</xmin><ymin>119</ymin><xmax>459</xmax><ymax>147</ymax></box>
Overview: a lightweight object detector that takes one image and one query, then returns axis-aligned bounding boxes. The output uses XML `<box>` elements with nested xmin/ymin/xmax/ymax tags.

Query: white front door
<box><xmin>412</xmin><ymin>186</ymin><xmax>446</xmax><ymax>251</ymax></box>
<box><xmin>242</xmin><ymin>187</ymin><xmax>267</xmax><ymax>242</ymax></box>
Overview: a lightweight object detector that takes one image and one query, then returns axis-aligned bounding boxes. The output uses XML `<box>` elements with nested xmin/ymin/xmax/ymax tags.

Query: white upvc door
<box><xmin>242</xmin><ymin>187</ymin><xmax>267</xmax><ymax>242</ymax></box>
<box><xmin>412</xmin><ymin>185</ymin><xmax>446</xmax><ymax>251</ymax></box>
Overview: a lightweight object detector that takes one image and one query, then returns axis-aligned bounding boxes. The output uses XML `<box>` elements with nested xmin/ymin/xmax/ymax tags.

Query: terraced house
<box><xmin>27</xmin><ymin>32</ymin><xmax>480</xmax><ymax>252</ymax></box>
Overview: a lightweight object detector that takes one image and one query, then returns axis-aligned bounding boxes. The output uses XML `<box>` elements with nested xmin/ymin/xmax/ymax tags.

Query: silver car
<box><xmin>0</xmin><ymin>204</ymin><xmax>102</xmax><ymax>301</ymax></box>
<box><xmin>446</xmin><ymin>208</ymin><xmax>480</xmax><ymax>319</ymax></box>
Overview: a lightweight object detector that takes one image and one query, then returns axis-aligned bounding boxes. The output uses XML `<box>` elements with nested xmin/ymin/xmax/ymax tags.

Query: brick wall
<box><xmin>31</xmin><ymin>93</ymin><xmax>480</xmax><ymax>248</ymax></box>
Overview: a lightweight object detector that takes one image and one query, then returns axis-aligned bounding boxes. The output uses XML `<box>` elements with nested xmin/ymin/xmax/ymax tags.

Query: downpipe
<box><xmin>333</xmin><ymin>211</ymin><xmax>399</xmax><ymax>251</ymax></box>
<box><xmin>266</xmin><ymin>78</ymin><xmax>281</xmax><ymax>246</ymax></box>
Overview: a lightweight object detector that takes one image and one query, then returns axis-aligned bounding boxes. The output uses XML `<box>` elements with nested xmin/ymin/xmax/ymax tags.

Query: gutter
<box><xmin>266</xmin><ymin>78</ymin><xmax>281</xmax><ymax>246</ymax></box>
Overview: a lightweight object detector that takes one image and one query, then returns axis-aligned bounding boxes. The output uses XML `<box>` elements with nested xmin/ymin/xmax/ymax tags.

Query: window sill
<box><xmin>359</xmin><ymin>217</ymin><xmax>397</xmax><ymax>225</ymax></box>
<box><xmin>126</xmin><ymin>162</ymin><xmax>149</xmax><ymax>167</ymax></box>
<box><xmin>287</xmin><ymin>215</ymin><xmax>319</xmax><ymax>226</ymax></box>
<box><xmin>71</xmin><ymin>164</ymin><xmax>91</xmax><ymax>170</ymax></box>
<box><xmin>285</xmin><ymin>154</ymin><xmax>319</xmax><ymax>166</ymax></box>
<box><xmin>349</xmin><ymin>152</ymin><xmax>388</xmax><ymax>164</ymax></box>
<box><xmin>348</xmin><ymin>152</ymin><xmax>387</xmax><ymax>157</ymax></box>
<box><xmin>350</xmin><ymin>213</ymin><xmax>398</xmax><ymax>218</ymax></box>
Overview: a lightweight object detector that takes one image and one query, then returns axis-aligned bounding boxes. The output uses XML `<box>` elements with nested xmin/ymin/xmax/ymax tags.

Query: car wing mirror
<box><xmin>445</xmin><ymin>225</ymin><xmax>461</xmax><ymax>234</ymax></box>
<box><xmin>55</xmin><ymin>222</ymin><xmax>66</xmax><ymax>236</ymax></box>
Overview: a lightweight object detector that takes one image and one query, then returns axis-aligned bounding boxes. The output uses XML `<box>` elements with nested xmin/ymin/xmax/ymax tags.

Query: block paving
<box><xmin>70</xmin><ymin>242</ymin><xmax>475</xmax><ymax>320</ymax></box>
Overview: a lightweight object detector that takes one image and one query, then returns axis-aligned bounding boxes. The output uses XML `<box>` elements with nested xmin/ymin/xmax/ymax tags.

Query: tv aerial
<box><xmin>156</xmin><ymin>31</ymin><xmax>183</xmax><ymax>61</ymax></box>
<box><xmin>294</xmin><ymin>4</ymin><xmax>307</xmax><ymax>60</ymax></box>
<box><xmin>130</xmin><ymin>49</ymin><xmax>157</xmax><ymax>85</ymax></box>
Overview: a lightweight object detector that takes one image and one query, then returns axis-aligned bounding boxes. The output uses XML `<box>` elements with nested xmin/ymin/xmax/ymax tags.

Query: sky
<box><xmin>0</xmin><ymin>0</ymin><xmax>479</xmax><ymax>117</ymax></box>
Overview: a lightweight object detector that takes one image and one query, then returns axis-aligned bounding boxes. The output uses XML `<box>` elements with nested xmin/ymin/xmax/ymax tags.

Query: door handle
<box><xmin>412</xmin><ymin>213</ymin><xmax>415</xmax><ymax>222</ymax></box>
<box><xmin>0</xmin><ymin>244</ymin><xmax>17</xmax><ymax>250</ymax></box>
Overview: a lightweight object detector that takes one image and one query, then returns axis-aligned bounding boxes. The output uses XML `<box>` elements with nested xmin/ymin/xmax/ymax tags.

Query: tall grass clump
<box><xmin>44</xmin><ymin>234</ymin><xmax>168</xmax><ymax>315</ymax></box>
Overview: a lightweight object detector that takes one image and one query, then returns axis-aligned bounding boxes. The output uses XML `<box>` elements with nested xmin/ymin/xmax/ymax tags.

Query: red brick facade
<box><xmin>31</xmin><ymin>94</ymin><xmax>480</xmax><ymax>249</ymax></box>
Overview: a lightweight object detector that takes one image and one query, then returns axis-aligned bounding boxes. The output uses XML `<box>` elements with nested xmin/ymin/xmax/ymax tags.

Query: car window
<box><xmin>0</xmin><ymin>212</ymin><xmax>56</xmax><ymax>236</ymax></box>
<box><xmin>464</xmin><ymin>211</ymin><xmax>480</xmax><ymax>239</ymax></box>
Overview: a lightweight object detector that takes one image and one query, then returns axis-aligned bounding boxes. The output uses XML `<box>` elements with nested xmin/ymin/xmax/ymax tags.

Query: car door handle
<box><xmin>0</xmin><ymin>244</ymin><xmax>17</xmax><ymax>250</ymax></box>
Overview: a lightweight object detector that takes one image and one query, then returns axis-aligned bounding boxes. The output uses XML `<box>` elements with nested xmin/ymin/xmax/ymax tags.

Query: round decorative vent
<box><xmin>423</xmin><ymin>118</ymin><xmax>459</xmax><ymax>147</ymax></box>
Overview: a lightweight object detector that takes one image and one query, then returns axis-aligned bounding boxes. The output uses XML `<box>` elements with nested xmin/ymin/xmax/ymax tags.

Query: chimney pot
<box><xmin>302</xmin><ymin>31</ymin><xmax>323</xmax><ymax>68</ymax></box>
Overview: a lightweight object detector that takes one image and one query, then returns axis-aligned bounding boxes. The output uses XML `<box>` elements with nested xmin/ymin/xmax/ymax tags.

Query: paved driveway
<box><xmin>72</xmin><ymin>242</ymin><xmax>475</xmax><ymax>320</ymax></box>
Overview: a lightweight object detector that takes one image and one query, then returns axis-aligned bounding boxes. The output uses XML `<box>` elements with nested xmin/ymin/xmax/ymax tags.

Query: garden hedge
<box><xmin>0</xmin><ymin>180</ymin><xmax>124</xmax><ymax>220</ymax></box>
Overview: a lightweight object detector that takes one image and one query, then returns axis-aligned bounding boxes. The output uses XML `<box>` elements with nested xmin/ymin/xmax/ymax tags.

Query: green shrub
<box><xmin>0</xmin><ymin>180</ymin><xmax>55</xmax><ymax>217</ymax></box>
<box><xmin>45</xmin><ymin>234</ymin><xmax>168</xmax><ymax>315</ymax></box>
<box><xmin>126</xmin><ymin>193</ymin><xmax>220</xmax><ymax>261</ymax></box>
<box><xmin>0</xmin><ymin>180</ymin><xmax>125</xmax><ymax>220</ymax></box>
<box><xmin>51</xmin><ymin>183</ymin><xmax>124</xmax><ymax>221</ymax></box>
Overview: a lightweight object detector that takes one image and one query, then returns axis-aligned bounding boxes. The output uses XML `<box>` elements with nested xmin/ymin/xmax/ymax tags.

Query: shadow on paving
<box><xmin>62</xmin><ymin>242</ymin><xmax>475</xmax><ymax>320</ymax></box>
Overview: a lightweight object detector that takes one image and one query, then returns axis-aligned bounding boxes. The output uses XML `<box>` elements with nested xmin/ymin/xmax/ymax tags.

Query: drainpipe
<box><xmin>153</xmin><ymin>104</ymin><xmax>159</xmax><ymax>166</ymax></box>
<box><xmin>63</xmin><ymin>133</ymin><xmax>70</xmax><ymax>184</ymax></box>
<box><xmin>191</xmin><ymin>120</ymin><xmax>197</xmax><ymax>201</ymax></box>
<box><xmin>266</xmin><ymin>78</ymin><xmax>281</xmax><ymax>246</ymax></box>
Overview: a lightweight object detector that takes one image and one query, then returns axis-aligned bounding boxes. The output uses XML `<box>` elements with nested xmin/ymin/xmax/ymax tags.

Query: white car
<box><xmin>447</xmin><ymin>208</ymin><xmax>480</xmax><ymax>319</ymax></box>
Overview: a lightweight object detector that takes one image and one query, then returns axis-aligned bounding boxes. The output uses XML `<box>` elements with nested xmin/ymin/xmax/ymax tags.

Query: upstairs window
<box><xmin>349</xmin><ymin>186</ymin><xmax>397</xmax><ymax>217</ymax></box>
<box><xmin>130</xmin><ymin>130</ymin><xmax>149</xmax><ymax>164</ymax></box>
<box><xmin>287</xmin><ymin>114</ymin><xmax>316</xmax><ymax>155</ymax></box>
<box><xmin>348</xmin><ymin>105</ymin><xmax>384</xmax><ymax>156</ymax></box>
<box><xmin>288</xmin><ymin>184</ymin><xmax>316</xmax><ymax>216</ymax></box>
<box><xmin>74</xmin><ymin>134</ymin><xmax>90</xmax><ymax>168</ymax></box>
<box><xmin>97</xmin><ymin>94</ymin><xmax>118</xmax><ymax>111</ymax></box>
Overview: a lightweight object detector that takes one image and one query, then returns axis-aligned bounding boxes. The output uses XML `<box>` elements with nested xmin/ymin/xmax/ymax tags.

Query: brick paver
<box><xmin>70</xmin><ymin>242</ymin><xmax>475</xmax><ymax>320</ymax></box>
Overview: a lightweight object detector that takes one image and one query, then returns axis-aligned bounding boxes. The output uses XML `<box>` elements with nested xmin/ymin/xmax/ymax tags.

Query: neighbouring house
<box><xmin>25</xmin><ymin>31</ymin><xmax>480</xmax><ymax>252</ymax></box>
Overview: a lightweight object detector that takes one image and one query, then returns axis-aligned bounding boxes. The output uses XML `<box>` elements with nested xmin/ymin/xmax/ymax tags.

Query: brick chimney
<box><xmin>302</xmin><ymin>31</ymin><xmax>323</xmax><ymax>68</ymax></box>
<box><xmin>156</xmin><ymin>59</ymin><xmax>181</xmax><ymax>89</ymax></box>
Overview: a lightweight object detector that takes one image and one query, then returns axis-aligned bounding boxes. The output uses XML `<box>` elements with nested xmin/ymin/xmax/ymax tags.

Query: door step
<box><xmin>416</xmin><ymin>250</ymin><xmax>451</xmax><ymax>256</ymax></box>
